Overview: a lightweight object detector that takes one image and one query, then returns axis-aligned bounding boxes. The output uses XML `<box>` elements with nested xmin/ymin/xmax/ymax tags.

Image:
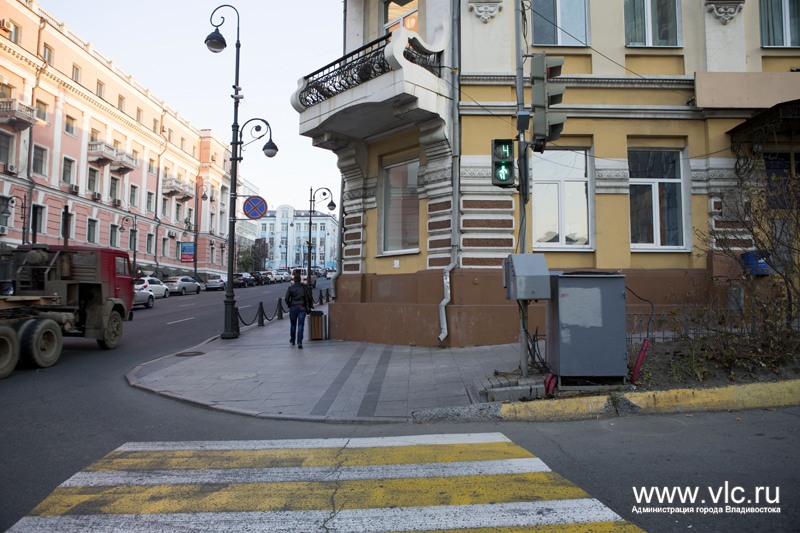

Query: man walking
<box><xmin>285</xmin><ymin>273</ymin><xmax>312</xmax><ymax>349</ymax></box>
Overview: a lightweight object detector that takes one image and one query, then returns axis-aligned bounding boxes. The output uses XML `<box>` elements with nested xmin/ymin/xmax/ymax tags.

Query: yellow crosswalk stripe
<box><xmin>9</xmin><ymin>433</ymin><xmax>644</xmax><ymax>532</ymax></box>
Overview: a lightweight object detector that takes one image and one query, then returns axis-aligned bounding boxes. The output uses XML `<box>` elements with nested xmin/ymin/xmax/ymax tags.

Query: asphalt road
<box><xmin>1</xmin><ymin>278</ymin><xmax>797</xmax><ymax>532</ymax></box>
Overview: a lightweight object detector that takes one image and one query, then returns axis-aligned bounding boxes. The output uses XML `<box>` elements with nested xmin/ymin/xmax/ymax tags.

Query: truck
<box><xmin>0</xmin><ymin>244</ymin><xmax>134</xmax><ymax>379</ymax></box>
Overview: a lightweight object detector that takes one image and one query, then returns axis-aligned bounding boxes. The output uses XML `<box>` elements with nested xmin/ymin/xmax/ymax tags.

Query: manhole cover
<box><xmin>175</xmin><ymin>351</ymin><xmax>205</xmax><ymax>357</ymax></box>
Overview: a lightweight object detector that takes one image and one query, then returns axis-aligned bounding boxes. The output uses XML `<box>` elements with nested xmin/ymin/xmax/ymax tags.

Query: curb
<box><xmin>499</xmin><ymin>380</ymin><xmax>800</xmax><ymax>421</ymax></box>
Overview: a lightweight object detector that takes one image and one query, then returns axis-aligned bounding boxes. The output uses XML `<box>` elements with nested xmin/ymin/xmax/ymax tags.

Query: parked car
<box><xmin>164</xmin><ymin>276</ymin><xmax>202</xmax><ymax>295</ymax></box>
<box><xmin>275</xmin><ymin>269</ymin><xmax>290</xmax><ymax>282</ymax></box>
<box><xmin>205</xmin><ymin>273</ymin><xmax>226</xmax><ymax>291</ymax></box>
<box><xmin>292</xmin><ymin>267</ymin><xmax>316</xmax><ymax>288</ymax></box>
<box><xmin>260</xmin><ymin>271</ymin><xmax>276</xmax><ymax>284</ymax></box>
<box><xmin>134</xmin><ymin>276</ymin><xmax>169</xmax><ymax>298</ymax></box>
<box><xmin>232</xmin><ymin>272</ymin><xmax>255</xmax><ymax>288</ymax></box>
<box><xmin>325</xmin><ymin>268</ymin><xmax>335</xmax><ymax>279</ymax></box>
<box><xmin>132</xmin><ymin>288</ymin><xmax>155</xmax><ymax>309</ymax></box>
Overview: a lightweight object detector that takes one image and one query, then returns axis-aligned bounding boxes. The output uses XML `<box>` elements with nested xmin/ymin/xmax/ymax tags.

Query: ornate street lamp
<box><xmin>120</xmin><ymin>214</ymin><xmax>138</xmax><ymax>277</ymax></box>
<box><xmin>1</xmin><ymin>194</ymin><xmax>29</xmax><ymax>244</ymax></box>
<box><xmin>307</xmin><ymin>187</ymin><xmax>336</xmax><ymax>280</ymax></box>
<box><xmin>206</xmin><ymin>4</ymin><xmax>278</xmax><ymax>339</ymax></box>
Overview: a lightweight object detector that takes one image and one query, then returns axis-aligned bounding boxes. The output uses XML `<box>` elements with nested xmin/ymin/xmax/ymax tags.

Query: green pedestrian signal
<box><xmin>491</xmin><ymin>139</ymin><xmax>515</xmax><ymax>188</ymax></box>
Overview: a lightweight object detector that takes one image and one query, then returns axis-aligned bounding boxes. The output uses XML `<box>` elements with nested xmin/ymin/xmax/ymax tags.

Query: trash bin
<box><xmin>740</xmin><ymin>250</ymin><xmax>772</xmax><ymax>276</ymax></box>
<box><xmin>309</xmin><ymin>310</ymin><xmax>325</xmax><ymax>341</ymax></box>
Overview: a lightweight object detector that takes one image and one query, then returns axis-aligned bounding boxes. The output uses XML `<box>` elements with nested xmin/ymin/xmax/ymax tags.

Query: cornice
<box><xmin>461</xmin><ymin>73</ymin><xmax>695</xmax><ymax>90</ymax></box>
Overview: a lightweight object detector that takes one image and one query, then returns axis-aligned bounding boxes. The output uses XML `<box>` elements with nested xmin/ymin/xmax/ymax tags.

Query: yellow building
<box><xmin>293</xmin><ymin>0</ymin><xmax>800</xmax><ymax>347</ymax></box>
<box><xmin>0</xmin><ymin>0</ymin><xmax>236</xmax><ymax>280</ymax></box>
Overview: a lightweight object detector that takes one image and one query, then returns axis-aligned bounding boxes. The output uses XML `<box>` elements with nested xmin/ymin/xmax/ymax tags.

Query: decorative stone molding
<box><xmin>705</xmin><ymin>1</ymin><xmax>745</xmax><ymax>25</ymax></box>
<box><xmin>468</xmin><ymin>1</ymin><xmax>503</xmax><ymax>24</ymax></box>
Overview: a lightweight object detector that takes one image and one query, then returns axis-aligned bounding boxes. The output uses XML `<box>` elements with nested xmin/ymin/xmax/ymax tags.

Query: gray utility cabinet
<box><xmin>545</xmin><ymin>273</ymin><xmax>627</xmax><ymax>380</ymax></box>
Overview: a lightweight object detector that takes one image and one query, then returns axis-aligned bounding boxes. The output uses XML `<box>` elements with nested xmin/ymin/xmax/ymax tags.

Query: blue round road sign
<box><xmin>243</xmin><ymin>196</ymin><xmax>268</xmax><ymax>219</ymax></box>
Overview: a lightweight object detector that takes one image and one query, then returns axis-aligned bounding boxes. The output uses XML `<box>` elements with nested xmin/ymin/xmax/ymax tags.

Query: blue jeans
<box><xmin>289</xmin><ymin>307</ymin><xmax>307</xmax><ymax>344</ymax></box>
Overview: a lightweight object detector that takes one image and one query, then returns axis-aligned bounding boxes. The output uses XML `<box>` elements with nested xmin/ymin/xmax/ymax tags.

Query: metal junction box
<box><xmin>503</xmin><ymin>254</ymin><xmax>551</xmax><ymax>301</ymax></box>
<box><xmin>546</xmin><ymin>273</ymin><xmax>627</xmax><ymax>381</ymax></box>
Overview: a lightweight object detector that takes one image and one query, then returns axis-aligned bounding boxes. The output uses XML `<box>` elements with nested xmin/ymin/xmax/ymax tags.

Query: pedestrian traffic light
<box><xmin>531</xmin><ymin>53</ymin><xmax>566</xmax><ymax>152</ymax></box>
<box><xmin>491</xmin><ymin>139</ymin><xmax>515</xmax><ymax>188</ymax></box>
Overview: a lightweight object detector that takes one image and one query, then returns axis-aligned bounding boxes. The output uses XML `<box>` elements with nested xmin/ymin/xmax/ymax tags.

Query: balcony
<box><xmin>0</xmin><ymin>98</ymin><xmax>36</xmax><ymax>131</ymax></box>
<box><xmin>111</xmin><ymin>151</ymin><xmax>137</xmax><ymax>174</ymax></box>
<box><xmin>87</xmin><ymin>141</ymin><xmax>117</xmax><ymax>166</ymax></box>
<box><xmin>162</xmin><ymin>177</ymin><xmax>194</xmax><ymax>200</ymax></box>
<box><xmin>290</xmin><ymin>25</ymin><xmax>450</xmax><ymax>148</ymax></box>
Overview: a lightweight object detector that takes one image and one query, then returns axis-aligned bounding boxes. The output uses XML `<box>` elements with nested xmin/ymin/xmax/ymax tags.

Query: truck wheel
<box><xmin>0</xmin><ymin>325</ymin><xmax>20</xmax><ymax>379</ymax></box>
<box><xmin>20</xmin><ymin>318</ymin><xmax>63</xmax><ymax>368</ymax></box>
<box><xmin>97</xmin><ymin>311</ymin><xmax>123</xmax><ymax>350</ymax></box>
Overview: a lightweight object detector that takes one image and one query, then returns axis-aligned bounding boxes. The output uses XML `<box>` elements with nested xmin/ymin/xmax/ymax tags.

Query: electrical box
<box><xmin>503</xmin><ymin>254</ymin><xmax>551</xmax><ymax>300</ymax></box>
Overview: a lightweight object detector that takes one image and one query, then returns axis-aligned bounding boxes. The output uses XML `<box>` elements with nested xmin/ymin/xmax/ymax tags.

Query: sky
<box><xmin>37</xmin><ymin>0</ymin><xmax>346</xmax><ymax>213</ymax></box>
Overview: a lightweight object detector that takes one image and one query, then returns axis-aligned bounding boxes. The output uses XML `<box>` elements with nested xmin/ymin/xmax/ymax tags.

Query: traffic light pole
<box><xmin>514</xmin><ymin>0</ymin><xmax>530</xmax><ymax>377</ymax></box>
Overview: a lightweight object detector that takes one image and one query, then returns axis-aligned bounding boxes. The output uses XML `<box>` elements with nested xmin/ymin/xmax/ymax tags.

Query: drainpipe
<box><xmin>153</xmin><ymin>109</ymin><xmax>168</xmax><ymax>277</ymax></box>
<box><xmin>438</xmin><ymin>0</ymin><xmax>462</xmax><ymax>344</ymax></box>
<box><xmin>24</xmin><ymin>18</ymin><xmax>48</xmax><ymax>244</ymax></box>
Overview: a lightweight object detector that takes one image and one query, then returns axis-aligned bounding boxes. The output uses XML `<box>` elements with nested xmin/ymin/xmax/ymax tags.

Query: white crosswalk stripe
<box><xmin>10</xmin><ymin>432</ymin><xmax>643</xmax><ymax>532</ymax></box>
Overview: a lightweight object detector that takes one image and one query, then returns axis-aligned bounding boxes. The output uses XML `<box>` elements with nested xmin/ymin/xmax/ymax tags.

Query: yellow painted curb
<box><xmin>499</xmin><ymin>380</ymin><xmax>800</xmax><ymax>421</ymax></box>
<box><xmin>626</xmin><ymin>380</ymin><xmax>800</xmax><ymax>413</ymax></box>
<box><xmin>500</xmin><ymin>394</ymin><xmax>610</xmax><ymax>421</ymax></box>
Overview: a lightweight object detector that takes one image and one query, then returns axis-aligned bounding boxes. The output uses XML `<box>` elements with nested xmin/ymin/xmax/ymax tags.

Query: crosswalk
<box><xmin>10</xmin><ymin>433</ymin><xmax>643</xmax><ymax>532</ymax></box>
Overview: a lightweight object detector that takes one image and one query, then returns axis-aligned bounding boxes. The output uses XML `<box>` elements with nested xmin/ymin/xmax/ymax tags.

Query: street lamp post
<box><xmin>120</xmin><ymin>214</ymin><xmax>138</xmax><ymax>277</ymax></box>
<box><xmin>193</xmin><ymin>183</ymin><xmax>209</xmax><ymax>280</ymax></box>
<box><xmin>2</xmin><ymin>195</ymin><xmax>29</xmax><ymax>244</ymax></box>
<box><xmin>205</xmin><ymin>5</ymin><xmax>278</xmax><ymax>339</ymax></box>
<box><xmin>307</xmin><ymin>187</ymin><xmax>336</xmax><ymax>280</ymax></box>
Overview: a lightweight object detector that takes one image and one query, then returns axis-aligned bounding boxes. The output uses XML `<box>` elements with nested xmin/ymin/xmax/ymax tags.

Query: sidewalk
<box><xmin>127</xmin><ymin>303</ymin><xmax>800</xmax><ymax>423</ymax></box>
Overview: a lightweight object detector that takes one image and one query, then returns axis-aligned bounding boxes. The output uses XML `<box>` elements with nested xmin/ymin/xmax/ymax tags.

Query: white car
<box><xmin>134</xmin><ymin>276</ymin><xmax>170</xmax><ymax>298</ymax></box>
<box><xmin>164</xmin><ymin>276</ymin><xmax>202</xmax><ymax>295</ymax></box>
<box><xmin>205</xmin><ymin>274</ymin><xmax>226</xmax><ymax>291</ymax></box>
<box><xmin>132</xmin><ymin>288</ymin><xmax>155</xmax><ymax>309</ymax></box>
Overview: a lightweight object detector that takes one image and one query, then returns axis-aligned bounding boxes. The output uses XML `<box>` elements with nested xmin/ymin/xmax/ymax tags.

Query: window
<box><xmin>88</xmin><ymin>167</ymin><xmax>99</xmax><ymax>192</ymax></box>
<box><xmin>146</xmin><ymin>191</ymin><xmax>155</xmax><ymax>212</ymax></box>
<box><xmin>90</xmin><ymin>129</ymin><xmax>100</xmax><ymax>143</ymax></box>
<box><xmin>32</xmin><ymin>146</ymin><xmax>47</xmax><ymax>175</ymax></box>
<box><xmin>35</xmin><ymin>100</ymin><xmax>47</xmax><ymax>121</ymax></box>
<box><xmin>0</xmin><ymin>196</ymin><xmax>10</xmax><ymax>226</ymax></box>
<box><xmin>0</xmin><ymin>83</ymin><xmax>11</xmax><ymax>98</ymax></box>
<box><xmin>117</xmin><ymin>95</ymin><xmax>125</xmax><ymax>112</ymax></box>
<box><xmin>532</xmin><ymin>0</ymin><xmax>589</xmax><ymax>45</ymax></box>
<box><xmin>132</xmin><ymin>150</ymin><xmax>139</xmax><ymax>165</ymax></box>
<box><xmin>61</xmin><ymin>157</ymin><xmax>75</xmax><ymax>184</ymax></box>
<box><xmin>146</xmin><ymin>233</ymin><xmax>154</xmax><ymax>254</ymax></box>
<box><xmin>87</xmin><ymin>219</ymin><xmax>98</xmax><ymax>243</ymax></box>
<box><xmin>161</xmin><ymin>237</ymin><xmax>168</xmax><ymax>257</ymax></box>
<box><xmin>761</xmin><ymin>0</ymin><xmax>800</xmax><ymax>46</ymax></box>
<box><xmin>532</xmin><ymin>149</ymin><xmax>591</xmax><ymax>247</ymax></box>
<box><xmin>136</xmin><ymin>108</ymin><xmax>143</xmax><ymax>122</ymax></box>
<box><xmin>129</xmin><ymin>229</ymin><xmax>137</xmax><ymax>252</ymax></box>
<box><xmin>32</xmin><ymin>205</ymin><xmax>44</xmax><ymax>235</ymax></box>
<box><xmin>42</xmin><ymin>44</ymin><xmax>53</xmax><ymax>65</ymax></box>
<box><xmin>175</xmin><ymin>203</ymin><xmax>183</xmax><ymax>223</ymax></box>
<box><xmin>384</xmin><ymin>0</ymin><xmax>418</xmax><ymax>34</ymax></box>
<box><xmin>110</xmin><ymin>224</ymin><xmax>120</xmax><ymax>247</ymax></box>
<box><xmin>381</xmin><ymin>160</ymin><xmax>419</xmax><ymax>253</ymax></box>
<box><xmin>8</xmin><ymin>21</ymin><xmax>20</xmax><ymax>44</ymax></box>
<box><xmin>110</xmin><ymin>177</ymin><xmax>120</xmax><ymax>200</ymax></box>
<box><xmin>96</xmin><ymin>80</ymin><xmax>105</xmax><ymax>99</ymax></box>
<box><xmin>162</xmin><ymin>198</ymin><xmax>169</xmax><ymax>218</ymax></box>
<box><xmin>71</xmin><ymin>64</ymin><xmax>81</xmax><ymax>83</ymax></box>
<box><xmin>0</xmin><ymin>131</ymin><xmax>11</xmax><ymax>164</ymax></box>
<box><xmin>153</xmin><ymin>118</ymin><xmax>159</xmax><ymax>133</ymax></box>
<box><xmin>628</xmin><ymin>149</ymin><xmax>685</xmax><ymax>248</ymax></box>
<box><xmin>129</xmin><ymin>185</ymin><xmax>138</xmax><ymax>207</ymax></box>
<box><xmin>148</xmin><ymin>158</ymin><xmax>156</xmax><ymax>174</ymax></box>
<box><xmin>65</xmin><ymin>115</ymin><xmax>76</xmax><ymax>135</ymax></box>
<box><xmin>624</xmin><ymin>0</ymin><xmax>680</xmax><ymax>46</ymax></box>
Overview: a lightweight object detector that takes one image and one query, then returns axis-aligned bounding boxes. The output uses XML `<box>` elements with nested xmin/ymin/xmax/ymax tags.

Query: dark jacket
<box><xmin>285</xmin><ymin>282</ymin><xmax>312</xmax><ymax>310</ymax></box>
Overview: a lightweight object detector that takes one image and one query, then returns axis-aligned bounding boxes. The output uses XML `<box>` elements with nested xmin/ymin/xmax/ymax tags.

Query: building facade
<box><xmin>259</xmin><ymin>205</ymin><xmax>340</xmax><ymax>271</ymax></box>
<box><xmin>0</xmin><ymin>0</ymin><xmax>257</xmax><ymax>281</ymax></box>
<box><xmin>292</xmin><ymin>0</ymin><xmax>800</xmax><ymax>347</ymax></box>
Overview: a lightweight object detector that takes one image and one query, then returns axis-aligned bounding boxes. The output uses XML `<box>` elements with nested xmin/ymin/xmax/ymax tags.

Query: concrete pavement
<box><xmin>127</xmin><ymin>302</ymin><xmax>800</xmax><ymax>423</ymax></box>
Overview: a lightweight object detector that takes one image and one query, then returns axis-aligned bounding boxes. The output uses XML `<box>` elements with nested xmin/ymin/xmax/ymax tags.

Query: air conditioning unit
<box><xmin>0</xmin><ymin>226</ymin><xmax>8</xmax><ymax>236</ymax></box>
<box><xmin>69</xmin><ymin>184</ymin><xmax>79</xmax><ymax>195</ymax></box>
<box><xmin>168</xmin><ymin>230</ymin><xmax>177</xmax><ymax>238</ymax></box>
<box><xmin>0</xmin><ymin>19</ymin><xmax>11</xmax><ymax>32</ymax></box>
<box><xmin>208</xmin><ymin>228</ymin><xmax>215</xmax><ymax>235</ymax></box>
<box><xmin>113</xmin><ymin>199</ymin><xmax>122</xmax><ymax>207</ymax></box>
<box><xmin>5</xmin><ymin>163</ymin><xmax>17</xmax><ymax>175</ymax></box>
<box><xmin>92</xmin><ymin>192</ymin><xmax>102</xmax><ymax>201</ymax></box>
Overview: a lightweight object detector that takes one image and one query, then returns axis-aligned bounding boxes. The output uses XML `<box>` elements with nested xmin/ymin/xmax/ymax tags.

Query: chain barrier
<box><xmin>233</xmin><ymin>289</ymin><xmax>330</xmax><ymax>329</ymax></box>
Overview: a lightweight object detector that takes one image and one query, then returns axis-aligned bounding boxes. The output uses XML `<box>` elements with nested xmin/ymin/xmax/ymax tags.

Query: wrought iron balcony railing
<box><xmin>294</xmin><ymin>30</ymin><xmax>443</xmax><ymax>110</ymax></box>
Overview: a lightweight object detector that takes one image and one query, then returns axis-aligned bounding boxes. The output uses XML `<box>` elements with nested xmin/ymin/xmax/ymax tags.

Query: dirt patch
<box><xmin>627</xmin><ymin>338</ymin><xmax>800</xmax><ymax>391</ymax></box>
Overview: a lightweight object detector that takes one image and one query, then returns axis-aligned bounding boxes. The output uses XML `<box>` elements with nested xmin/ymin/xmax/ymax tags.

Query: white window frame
<box><xmin>129</xmin><ymin>184</ymin><xmax>139</xmax><ymax>207</ymax></box>
<box><xmin>628</xmin><ymin>148</ymin><xmax>690</xmax><ymax>251</ymax></box>
<box><xmin>0</xmin><ymin>130</ymin><xmax>13</xmax><ymax>165</ymax></box>
<box><xmin>532</xmin><ymin>0</ymin><xmax>590</xmax><ymax>46</ymax></box>
<box><xmin>531</xmin><ymin>148</ymin><xmax>594</xmax><ymax>250</ymax></box>
<box><xmin>110</xmin><ymin>224</ymin><xmax>120</xmax><ymax>247</ymax></box>
<box><xmin>624</xmin><ymin>0</ymin><xmax>682</xmax><ymax>47</ymax></box>
<box><xmin>87</xmin><ymin>167</ymin><xmax>99</xmax><ymax>192</ymax></box>
<box><xmin>61</xmin><ymin>157</ymin><xmax>75</xmax><ymax>184</ymax></box>
<box><xmin>378</xmin><ymin>159</ymin><xmax>420</xmax><ymax>255</ymax></box>
<box><xmin>760</xmin><ymin>0</ymin><xmax>800</xmax><ymax>47</ymax></box>
<box><xmin>65</xmin><ymin>115</ymin><xmax>76</xmax><ymax>136</ymax></box>
<box><xmin>87</xmin><ymin>219</ymin><xmax>98</xmax><ymax>244</ymax></box>
<box><xmin>32</xmin><ymin>145</ymin><xmax>47</xmax><ymax>176</ymax></box>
